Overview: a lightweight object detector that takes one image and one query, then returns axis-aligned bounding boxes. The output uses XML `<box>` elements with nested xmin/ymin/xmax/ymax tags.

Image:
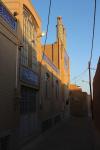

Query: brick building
<box><xmin>4</xmin><ymin>0</ymin><xmax>42</xmax><ymax>145</ymax></box>
<box><xmin>0</xmin><ymin>1</ymin><xmax>18</xmax><ymax>149</ymax></box>
<box><xmin>1</xmin><ymin>0</ymin><xmax>42</xmax><ymax>148</ymax></box>
<box><xmin>69</xmin><ymin>84</ymin><xmax>88</xmax><ymax>116</ymax></box>
<box><xmin>93</xmin><ymin>57</ymin><xmax>100</xmax><ymax>131</ymax></box>
<box><xmin>39</xmin><ymin>17</ymin><xmax>70</xmax><ymax>129</ymax></box>
<box><xmin>1</xmin><ymin>0</ymin><xmax>70</xmax><ymax>149</ymax></box>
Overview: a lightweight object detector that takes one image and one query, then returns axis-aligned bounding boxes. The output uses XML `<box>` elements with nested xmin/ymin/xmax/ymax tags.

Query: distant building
<box><xmin>69</xmin><ymin>84</ymin><xmax>88</xmax><ymax>116</ymax></box>
<box><xmin>69</xmin><ymin>84</ymin><xmax>82</xmax><ymax>91</ymax></box>
<box><xmin>93</xmin><ymin>57</ymin><xmax>100</xmax><ymax>131</ymax></box>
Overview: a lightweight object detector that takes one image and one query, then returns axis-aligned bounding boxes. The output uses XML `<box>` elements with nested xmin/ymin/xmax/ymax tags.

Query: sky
<box><xmin>32</xmin><ymin>0</ymin><xmax>100</xmax><ymax>94</ymax></box>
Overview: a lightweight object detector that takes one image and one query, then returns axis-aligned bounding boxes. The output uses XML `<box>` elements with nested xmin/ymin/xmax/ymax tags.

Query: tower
<box><xmin>56</xmin><ymin>16</ymin><xmax>66</xmax><ymax>49</ymax></box>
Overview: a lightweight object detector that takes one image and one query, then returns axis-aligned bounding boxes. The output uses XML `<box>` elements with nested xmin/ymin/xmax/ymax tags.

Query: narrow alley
<box><xmin>0</xmin><ymin>1</ymin><xmax>100</xmax><ymax>150</ymax></box>
<box><xmin>21</xmin><ymin>116</ymin><xmax>97</xmax><ymax>150</ymax></box>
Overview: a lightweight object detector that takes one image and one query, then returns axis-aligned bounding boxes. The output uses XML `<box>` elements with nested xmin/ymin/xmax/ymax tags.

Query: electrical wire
<box><xmin>90</xmin><ymin>67</ymin><xmax>96</xmax><ymax>71</ymax></box>
<box><xmin>72</xmin><ymin>0</ymin><xmax>97</xmax><ymax>92</ymax></box>
<box><xmin>88</xmin><ymin>0</ymin><xmax>97</xmax><ymax>120</ymax></box>
<box><xmin>39</xmin><ymin>0</ymin><xmax>52</xmax><ymax>88</ymax></box>
<box><xmin>89</xmin><ymin>0</ymin><xmax>97</xmax><ymax>64</ymax></box>
<box><xmin>71</xmin><ymin>68</ymin><xmax>88</xmax><ymax>82</ymax></box>
<box><xmin>40</xmin><ymin>0</ymin><xmax>52</xmax><ymax>65</ymax></box>
<box><xmin>71</xmin><ymin>0</ymin><xmax>97</xmax><ymax>91</ymax></box>
<box><xmin>88</xmin><ymin>0</ymin><xmax>97</xmax><ymax>94</ymax></box>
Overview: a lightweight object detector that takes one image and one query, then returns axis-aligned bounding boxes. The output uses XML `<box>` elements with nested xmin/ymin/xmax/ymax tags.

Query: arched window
<box><xmin>21</xmin><ymin>6</ymin><xmax>37</xmax><ymax>70</ymax></box>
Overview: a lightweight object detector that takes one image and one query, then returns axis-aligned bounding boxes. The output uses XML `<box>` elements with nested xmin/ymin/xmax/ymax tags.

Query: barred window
<box><xmin>20</xmin><ymin>86</ymin><xmax>36</xmax><ymax>114</ymax></box>
<box><xmin>21</xmin><ymin>7</ymin><xmax>37</xmax><ymax>69</ymax></box>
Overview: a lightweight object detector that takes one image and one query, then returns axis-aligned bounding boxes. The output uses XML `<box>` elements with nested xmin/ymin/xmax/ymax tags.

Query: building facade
<box><xmin>39</xmin><ymin>17</ymin><xmax>70</xmax><ymax>129</ymax></box>
<box><xmin>0</xmin><ymin>1</ymin><xmax>18</xmax><ymax>149</ymax></box>
<box><xmin>1</xmin><ymin>0</ymin><xmax>70</xmax><ymax>149</ymax></box>
<box><xmin>93</xmin><ymin>57</ymin><xmax>100</xmax><ymax>131</ymax></box>
<box><xmin>69</xmin><ymin>84</ymin><xmax>88</xmax><ymax>116</ymax></box>
<box><xmin>3</xmin><ymin>0</ymin><xmax>42</xmax><ymax>147</ymax></box>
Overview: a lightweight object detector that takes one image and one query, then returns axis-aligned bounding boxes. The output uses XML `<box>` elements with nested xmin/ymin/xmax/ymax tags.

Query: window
<box><xmin>28</xmin><ymin>44</ymin><xmax>32</xmax><ymax>68</ymax></box>
<box><xmin>20</xmin><ymin>86</ymin><xmax>36</xmax><ymax>114</ymax></box>
<box><xmin>21</xmin><ymin>7</ymin><xmax>37</xmax><ymax>69</ymax></box>
<box><xmin>32</xmin><ymin>49</ymin><xmax>37</xmax><ymax>70</ymax></box>
<box><xmin>45</xmin><ymin>73</ymin><xmax>50</xmax><ymax>98</ymax></box>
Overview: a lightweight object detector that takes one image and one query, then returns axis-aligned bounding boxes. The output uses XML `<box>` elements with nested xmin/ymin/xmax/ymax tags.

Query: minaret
<box><xmin>56</xmin><ymin>16</ymin><xmax>66</xmax><ymax>49</ymax></box>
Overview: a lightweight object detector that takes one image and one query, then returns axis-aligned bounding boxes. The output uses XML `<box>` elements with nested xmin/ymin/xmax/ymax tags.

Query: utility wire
<box><xmin>71</xmin><ymin>0</ymin><xmax>96</xmax><ymax>91</ymax></box>
<box><xmin>88</xmin><ymin>0</ymin><xmax>97</xmax><ymax>120</ymax></box>
<box><xmin>71</xmin><ymin>68</ymin><xmax>88</xmax><ymax>82</ymax></box>
<box><xmin>39</xmin><ymin>0</ymin><xmax>52</xmax><ymax>88</ymax></box>
<box><xmin>41</xmin><ymin>0</ymin><xmax>52</xmax><ymax>64</ymax></box>
<box><xmin>44</xmin><ymin>0</ymin><xmax>52</xmax><ymax>48</ymax></box>
<box><xmin>89</xmin><ymin>0</ymin><xmax>97</xmax><ymax>64</ymax></box>
<box><xmin>90</xmin><ymin>67</ymin><xmax>96</xmax><ymax>70</ymax></box>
